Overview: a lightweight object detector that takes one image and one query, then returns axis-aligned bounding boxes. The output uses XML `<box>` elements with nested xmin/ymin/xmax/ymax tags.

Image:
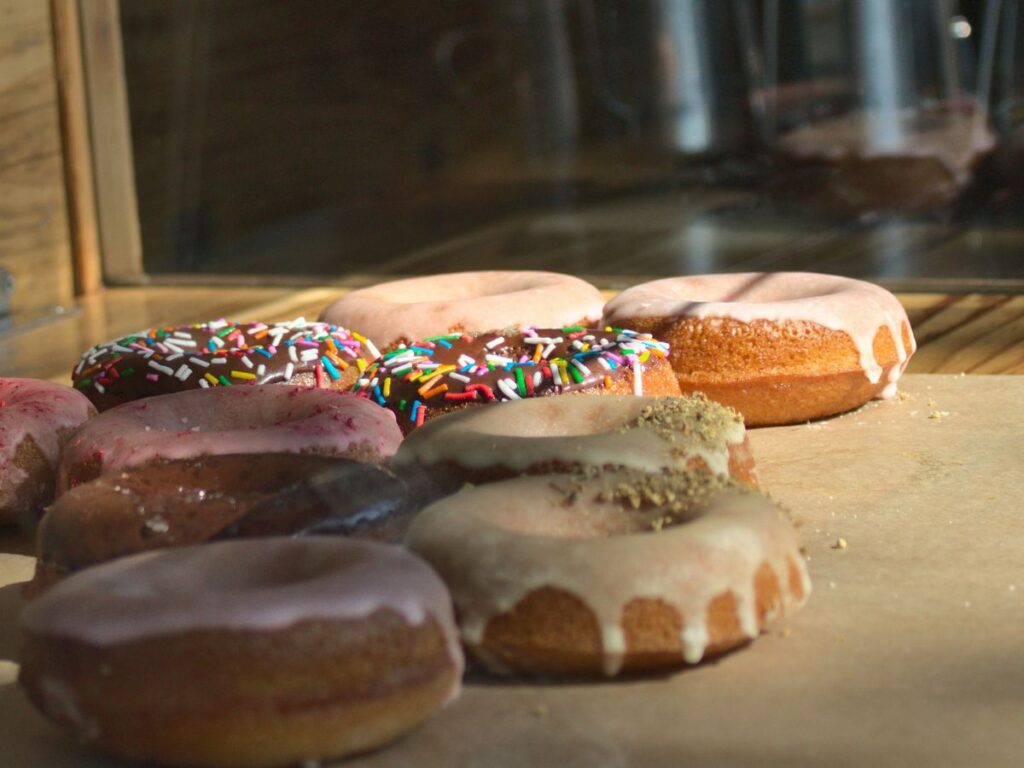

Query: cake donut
<box><xmin>393</xmin><ymin>393</ymin><xmax>756</xmax><ymax>494</ymax></box>
<box><xmin>406</xmin><ymin>469</ymin><xmax>809</xmax><ymax>676</ymax></box>
<box><xmin>19</xmin><ymin>537</ymin><xmax>463</xmax><ymax>767</ymax></box>
<box><xmin>58</xmin><ymin>385</ymin><xmax>403</xmax><ymax>493</ymax></box>
<box><xmin>352</xmin><ymin>327</ymin><xmax>680</xmax><ymax>433</ymax></box>
<box><xmin>320</xmin><ymin>271</ymin><xmax>605</xmax><ymax>350</ymax></box>
<box><xmin>0</xmin><ymin>378</ymin><xmax>95</xmax><ymax>529</ymax></box>
<box><xmin>29</xmin><ymin>454</ymin><xmax>417</xmax><ymax>594</ymax></box>
<box><xmin>72</xmin><ymin>318</ymin><xmax>380</xmax><ymax>412</ymax></box>
<box><xmin>603</xmin><ymin>272</ymin><xmax>916</xmax><ymax>426</ymax></box>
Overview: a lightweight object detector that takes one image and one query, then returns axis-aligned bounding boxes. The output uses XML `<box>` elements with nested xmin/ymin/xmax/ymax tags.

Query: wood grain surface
<box><xmin>0</xmin><ymin>0</ymin><xmax>74</xmax><ymax>316</ymax></box>
<box><xmin>1</xmin><ymin>285</ymin><xmax>1022</xmax><ymax>381</ymax></box>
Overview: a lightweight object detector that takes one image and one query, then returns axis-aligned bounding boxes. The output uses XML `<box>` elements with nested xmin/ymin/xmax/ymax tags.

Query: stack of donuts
<box><xmin>3</xmin><ymin>269</ymin><xmax>915</xmax><ymax>767</ymax></box>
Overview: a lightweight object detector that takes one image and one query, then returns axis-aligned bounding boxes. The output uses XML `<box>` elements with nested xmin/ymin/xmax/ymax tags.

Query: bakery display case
<box><xmin>1</xmin><ymin>2</ymin><xmax>1023</xmax><ymax>767</ymax></box>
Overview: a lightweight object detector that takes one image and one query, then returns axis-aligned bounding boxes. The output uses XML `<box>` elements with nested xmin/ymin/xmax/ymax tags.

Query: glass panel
<box><xmin>117</xmin><ymin>0</ymin><xmax>1024</xmax><ymax>284</ymax></box>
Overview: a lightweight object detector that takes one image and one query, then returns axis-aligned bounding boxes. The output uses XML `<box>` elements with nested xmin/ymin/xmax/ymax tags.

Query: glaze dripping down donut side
<box><xmin>603</xmin><ymin>272</ymin><xmax>916</xmax><ymax>426</ymax></box>
<box><xmin>406</xmin><ymin>470</ymin><xmax>809</xmax><ymax>677</ymax></box>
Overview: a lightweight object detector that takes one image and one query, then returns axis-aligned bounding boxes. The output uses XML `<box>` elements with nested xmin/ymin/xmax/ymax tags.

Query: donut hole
<box><xmin>375</xmin><ymin>273</ymin><xmax>548</xmax><ymax>304</ymax></box>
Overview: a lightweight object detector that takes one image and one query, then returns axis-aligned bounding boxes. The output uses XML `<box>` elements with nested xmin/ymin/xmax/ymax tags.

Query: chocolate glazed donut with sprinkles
<box><xmin>72</xmin><ymin>318</ymin><xmax>381</xmax><ymax>412</ymax></box>
<box><xmin>352</xmin><ymin>327</ymin><xmax>681</xmax><ymax>433</ymax></box>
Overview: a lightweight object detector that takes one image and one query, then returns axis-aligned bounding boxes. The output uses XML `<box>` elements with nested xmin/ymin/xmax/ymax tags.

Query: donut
<box><xmin>72</xmin><ymin>318</ymin><xmax>380</xmax><ymax>412</ymax></box>
<box><xmin>19</xmin><ymin>537</ymin><xmax>463</xmax><ymax>767</ymax></box>
<box><xmin>393</xmin><ymin>393</ymin><xmax>757</xmax><ymax>494</ymax></box>
<box><xmin>320</xmin><ymin>271</ymin><xmax>605</xmax><ymax>350</ymax></box>
<box><xmin>602</xmin><ymin>272</ymin><xmax>916</xmax><ymax>426</ymax></box>
<box><xmin>406</xmin><ymin>469</ymin><xmax>809</xmax><ymax>677</ymax></box>
<box><xmin>0</xmin><ymin>378</ymin><xmax>95</xmax><ymax>529</ymax></box>
<box><xmin>351</xmin><ymin>327</ymin><xmax>680</xmax><ymax>433</ymax></box>
<box><xmin>58</xmin><ymin>385</ymin><xmax>402</xmax><ymax>493</ymax></box>
<box><xmin>29</xmin><ymin>454</ymin><xmax>417</xmax><ymax>594</ymax></box>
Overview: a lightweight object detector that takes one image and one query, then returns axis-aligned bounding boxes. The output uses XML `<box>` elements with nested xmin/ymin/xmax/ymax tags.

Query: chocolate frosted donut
<box><xmin>29</xmin><ymin>454</ymin><xmax>418</xmax><ymax>594</ymax></box>
<box><xmin>393</xmin><ymin>394</ymin><xmax>757</xmax><ymax>494</ymax></box>
<box><xmin>72</xmin><ymin>318</ymin><xmax>380</xmax><ymax>411</ymax></box>
<box><xmin>352</xmin><ymin>327</ymin><xmax>680</xmax><ymax>433</ymax></box>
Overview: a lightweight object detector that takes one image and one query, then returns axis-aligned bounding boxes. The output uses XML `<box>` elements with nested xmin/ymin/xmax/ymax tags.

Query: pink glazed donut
<box><xmin>320</xmin><ymin>271</ymin><xmax>606</xmax><ymax>350</ymax></box>
<box><xmin>603</xmin><ymin>272</ymin><xmax>916</xmax><ymax>426</ymax></box>
<box><xmin>58</xmin><ymin>385</ymin><xmax>402</xmax><ymax>493</ymax></box>
<box><xmin>0</xmin><ymin>378</ymin><xmax>95</xmax><ymax>528</ymax></box>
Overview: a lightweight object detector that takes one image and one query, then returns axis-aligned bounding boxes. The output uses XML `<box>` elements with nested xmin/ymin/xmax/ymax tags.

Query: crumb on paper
<box><xmin>829</xmin><ymin>581</ymin><xmax>837</xmax><ymax>590</ymax></box>
<box><xmin>780</xmin><ymin>627</ymin><xmax>791</xmax><ymax>639</ymax></box>
<box><xmin>929</xmin><ymin>410</ymin><xmax>950</xmax><ymax>420</ymax></box>
<box><xmin>897</xmin><ymin>390</ymin><xmax>911</xmax><ymax>401</ymax></box>
<box><xmin>832</xmin><ymin>537</ymin><xmax>848</xmax><ymax>550</ymax></box>
<box><xmin>532</xmin><ymin>703</ymin><xmax>549</xmax><ymax>718</ymax></box>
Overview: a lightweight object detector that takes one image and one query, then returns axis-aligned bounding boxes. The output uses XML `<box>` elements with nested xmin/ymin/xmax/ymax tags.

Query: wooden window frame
<box><xmin>53</xmin><ymin>0</ymin><xmax>142</xmax><ymax>291</ymax></box>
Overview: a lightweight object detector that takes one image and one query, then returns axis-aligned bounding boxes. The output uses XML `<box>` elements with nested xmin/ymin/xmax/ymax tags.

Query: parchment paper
<box><xmin>2</xmin><ymin>374</ymin><xmax>1022</xmax><ymax>767</ymax></box>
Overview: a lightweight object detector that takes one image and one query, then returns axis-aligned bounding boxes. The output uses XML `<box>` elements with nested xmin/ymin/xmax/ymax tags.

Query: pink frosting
<box><xmin>19</xmin><ymin>537</ymin><xmax>464</xmax><ymax>692</ymax></box>
<box><xmin>0</xmin><ymin>378</ymin><xmax>95</xmax><ymax>511</ymax></box>
<box><xmin>604</xmin><ymin>272</ymin><xmax>915</xmax><ymax>396</ymax></box>
<box><xmin>59</xmin><ymin>385</ymin><xmax>402</xmax><ymax>489</ymax></box>
<box><xmin>320</xmin><ymin>271</ymin><xmax>605</xmax><ymax>349</ymax></box>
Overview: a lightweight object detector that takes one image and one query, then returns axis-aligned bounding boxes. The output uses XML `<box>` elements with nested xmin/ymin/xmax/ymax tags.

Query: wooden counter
<box><xmin>2</xmin><ymin>285</ymin><xmax>1024</xmax><ymax>382</ymax></box>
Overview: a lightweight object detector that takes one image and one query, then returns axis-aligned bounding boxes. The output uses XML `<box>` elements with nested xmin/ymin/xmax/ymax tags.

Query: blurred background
<box><xmin>111</xmin><ymin>0</ymin><xmax>1023</xmax><ymax>287</ymax></box>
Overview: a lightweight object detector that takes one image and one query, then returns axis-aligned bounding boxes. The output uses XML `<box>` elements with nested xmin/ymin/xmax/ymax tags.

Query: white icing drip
<box><xmin>321</xmin><ymin>271</ymin><xmax>605</xmax><ymax>349</ymax></box>
<box><xmin>393</xmin><ymin>395</ymin><xmax>747</xmax><ymax>481</ymax></box>
<box><xmin>21</xmin><ymin>538</ymin><xmax>464</xmax><ymax>688</ymax></box>
<box><xmin>680</xmin><ymin>623</ymin><xmax>709</xmax><ymax>664</ymax></box>
<box><xmin>406</xmin><ymin>474</ymin><xmax>809</xmax><ymax>676</ymax></box>
<box><xmin>603</xmin><ymin>273</ymin><xmax>916</xmax><ymax>395</ymax></box>
<box><xmin>58</xmin><ymin>385</ymin><xmax>402</xmax><ymax>488</ymax></box>
<box><xmin>601</xmin><ymin>624</ymin><xmax>627</xmax><ymax>676</ymax></box>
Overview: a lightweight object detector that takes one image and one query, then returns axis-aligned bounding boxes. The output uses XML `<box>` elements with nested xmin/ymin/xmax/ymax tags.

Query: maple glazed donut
<box><xmin>320</xmin><ymin>270</ymin><xmax>606</xmax><ymax>350</ymax></box>
<box><xmin>406</xmin><ymin>469</ymin><xmax>809</xmax><ymax>677</ymax></box>
<box><xmin>352</xmin><ymin>326</ymin><xmax>680</xmax><ymax>433</ymax></box>
<box><xmin>72</xmin><ymin>318</ymin><xmax>379</xmax><ymax>412</ymax></box>
<box><xmin>0</xmin><ymin>378</ymin><xmax>95</xmax><ymax>529</ymax></box>
<box><xmin>603</xmin><ymin>272</ymin><xmax>916</xmax><ymax>426</ymax></box>
<box><xmin>30</xmin><ymin>454</ymin><xmax>417</xmax><ymax>594</ymax></box>
<box><xmin>19</xmin><ymin>537</ymin><xmax>463</xmax><ymax>767</ymax></box>
<box><xmin>393</xmin><ymin>393</ymin><xmax>757</xmax><ymax>493</ymax></box>
<box><xmin>58</xmin><ymin>385</ymin><xmax>402</xmax><ymax>492</ymax></box>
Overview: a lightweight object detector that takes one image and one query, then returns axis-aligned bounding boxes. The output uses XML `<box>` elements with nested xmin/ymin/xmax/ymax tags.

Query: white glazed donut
<box><xmin>406</xmin><ymin>469</ymin><xmax>809</xmax><ymax>677</ymax></box>
<box><xmin>603</xmin><ymin>272</ymin><xmax>916</xmax><ymax>426</ymax></box>
<box><xmin>320</xmin><ymin>271</ymin><xmax>605</xmax><ymax>350</ymax></box>
<box><xmin>393</xmin><ymin>394</ymin><xmax>757</xmax><ymax>493</ymax></box>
